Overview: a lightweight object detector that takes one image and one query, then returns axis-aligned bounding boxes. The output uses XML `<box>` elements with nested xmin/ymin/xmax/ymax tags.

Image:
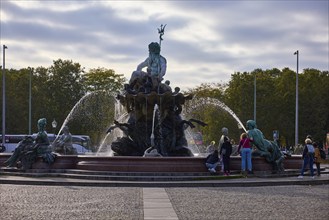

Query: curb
<box><xmin>1</xmin><ymin>178</ymin><xmax>328</xmax><ymax>188</ymax></box>
<box><xmin>1</xmin><ymin>172</ymin><xmax>328</xmax><ymax>187</ymax></box>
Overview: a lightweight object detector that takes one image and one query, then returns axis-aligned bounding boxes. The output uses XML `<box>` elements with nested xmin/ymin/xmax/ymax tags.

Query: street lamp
<box><xmin>28</xmin><ymin>67</ymin><xmax>33</xmax><ymax>135</ymax></box>
<box><xmin>52</xmin><ymin>119</ymin><xmax>57</xmax><ymax>137</ymax></box>
<box><xmin>253</xmin><ymin>73</ymin><xmax>256</xmax><ymax>123</ymax></box>
<box><xmin>294</xmin><ymin>50</ymin><xmax>299</xmax><ymax>146</ymax></box>
<box><xmin>2</xmin><ymin>45</ymin><xmax>8</xmax><ymax>148</ymax></box>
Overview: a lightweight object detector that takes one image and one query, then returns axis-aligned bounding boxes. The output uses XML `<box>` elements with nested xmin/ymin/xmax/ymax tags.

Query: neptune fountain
<box><xmin>108</xmin><ymin>37</ymin><xmax>207</xmax><ymax>156</ymax></box>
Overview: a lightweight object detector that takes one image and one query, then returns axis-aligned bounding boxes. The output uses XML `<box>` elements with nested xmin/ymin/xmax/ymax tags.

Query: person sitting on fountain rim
<box><xmin>205</xmin><ymin>149</ymin><xmax>220</xmax><ymax>174</ymax></box>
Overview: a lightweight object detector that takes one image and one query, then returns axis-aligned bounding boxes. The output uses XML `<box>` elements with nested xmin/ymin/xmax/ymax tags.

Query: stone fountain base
<box><xmin>0</xmin><ymin>153</ymin><xmax>302</xmax><ymax>173</ymax></box>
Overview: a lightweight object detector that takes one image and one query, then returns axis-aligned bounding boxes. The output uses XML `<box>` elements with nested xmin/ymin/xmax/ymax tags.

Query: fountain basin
<box><xmin>0</xmin><ymin>153</ymin><xmax>302</xmax><ymax>173</ymax></box>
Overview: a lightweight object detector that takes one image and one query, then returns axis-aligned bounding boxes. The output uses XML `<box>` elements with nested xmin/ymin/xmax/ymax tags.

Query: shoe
<box><xmin>208</xmin><ymin>168</ymin><xmax>214</xmax><ymax>173</ymax></box>
<box><xmin>297</xmin><ymin>175</ymin><xmax>304</xmax><ymax>179</ymax></box>
<box><xmin>311</xmin><ymin>176</ymin><xmax>315</xmax><ymax>179</ymax></box>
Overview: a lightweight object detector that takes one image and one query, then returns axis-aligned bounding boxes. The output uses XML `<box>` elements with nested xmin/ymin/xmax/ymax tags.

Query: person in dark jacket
<box><xmin>297</xmin><ymin>138</ymin><xmax>315</xmax><ymax>179</ymax></box>
<box><xmin>205</xmin><ymin>150</ymin><xmax>219</xmax><ymax>173</ymax></box>
<box><xmin>220</xmin><ymin>134</ymin><xmax>233</xmax><ymax>176</ymax></box>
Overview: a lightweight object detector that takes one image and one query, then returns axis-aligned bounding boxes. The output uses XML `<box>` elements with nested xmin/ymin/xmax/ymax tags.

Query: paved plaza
<box><xmin>1</xmin><ymin>182</ymin><xmax>328</xmax><ymax>220</ymax></box>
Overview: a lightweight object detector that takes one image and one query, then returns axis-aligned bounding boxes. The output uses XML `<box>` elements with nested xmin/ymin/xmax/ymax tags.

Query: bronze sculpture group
<box><xmin>4</xmin><ymin>118</ymin><xmax>56</xmax><ymax>169</ymax></box>
<box><xmin>111</xmin><ymin>41</ymin><xmax>206</xmax><ymax>156</ymax></box>
<box><xmin>52</xmin><ymin>126</ymin><xmax>77</xmax><ymax>155</ymax></box>
<box><xmin>246</xmin><ymin>120</ymin><xmax>285</xmax><ymax>172</ymax></box>
<box><xmin>4</xmin><ymin>119</ymin><xmax>77</xmax><ymax>169</ymax></box>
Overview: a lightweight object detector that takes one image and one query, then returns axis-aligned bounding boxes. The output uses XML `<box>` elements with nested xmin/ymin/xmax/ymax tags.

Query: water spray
<box><xmin>150</xmin><ymin>104</ymin><xmax>159</xmax><ymax>147</ymax></box>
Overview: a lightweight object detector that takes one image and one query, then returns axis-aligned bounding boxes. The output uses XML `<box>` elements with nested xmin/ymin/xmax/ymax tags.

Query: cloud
<box><xmin>1</xmin><ymin>0</ymin><xmax>328</xmax><ymax>91</ymax></box>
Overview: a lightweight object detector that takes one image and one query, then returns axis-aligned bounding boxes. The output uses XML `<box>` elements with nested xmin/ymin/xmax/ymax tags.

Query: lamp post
<box><xmin>28</xmin><ymin>67</ymin><xmax>33</xmax><ymax>135</ymax></box>
<box><xmin>2</xmin><ymin>45</ymin><xmax>8</xmax><ymax>148</ymax></box>
<box><xmin>52</xmin><ymin>119</ymin><xmax>57</xmax><ymax>137</ymax></box>
<box><xmin>294</xmin><ymin>50</ymin><xmax>299</xmax><ymax>146</ymax></box>
<box><xmin>253</xmin><ymin>73</ymin><xmax>256</xmax><ymax>123</ymax></box>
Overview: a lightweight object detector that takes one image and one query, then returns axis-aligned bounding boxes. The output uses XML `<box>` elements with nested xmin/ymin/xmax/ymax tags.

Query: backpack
<box><xmin>319</xmin><ymin>148</ymin><xmax>326</xmax><ymax>160</ymax></box>
<box><xmin>306</xmin><ymin>144</ymin><xmax>315</xmax><ymax>153</ymax></box>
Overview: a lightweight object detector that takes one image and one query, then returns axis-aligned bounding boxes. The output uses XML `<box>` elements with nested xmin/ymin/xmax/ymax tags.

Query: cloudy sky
<box><xmin>1</xmin><ymin>0</ymin><xmax>328</xmax><ymax>90</ymax></box>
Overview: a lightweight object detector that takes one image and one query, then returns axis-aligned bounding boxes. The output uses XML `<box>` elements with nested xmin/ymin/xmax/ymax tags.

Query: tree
<box><xmin>274</xmin><ymin>67</ymin><xmax>296</xmax><ymax>146</ymax></box>
<box><xmin>83</xmin><ymin>67</ymin><xmax>126</xmax><ymax>93</ymax></box>
<box><xmin>45</xmin><ymin>59</ymin><xmax>85</xmax><ymax>133</ymax></box>
<box><xmin>298</xmin><ymin>69</ymin><xmax>329</xmax><ymax>145</ymax></box>
<box><xmin>184</xmin><ymin>83</ymin><xmax>240</xmax><ymax>146</ymax></box>
<box><xmin>4</xmin><ymin>68</ymin><xmax>30</xmax><ymax>133</ymax></box>
<box><xmin>65</xmin><ymin>68</ymin><xmax>126</xmax><ymax>149</ymax></box>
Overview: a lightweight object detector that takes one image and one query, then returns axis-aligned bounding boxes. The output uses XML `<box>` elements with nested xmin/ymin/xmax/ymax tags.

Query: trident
<box><xmin>157</xmin><ymin>24</ymin><xmax>166</xmax><ymax>47</ymax></box>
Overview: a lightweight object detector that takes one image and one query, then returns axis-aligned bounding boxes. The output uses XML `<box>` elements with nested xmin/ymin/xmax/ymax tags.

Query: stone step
<box><xmin>1</xmin><ymin>168</ymin><xmax>327</xmax><ymax>182</ymax></box>
<box><xmin>0</xmin><ymin>168</ymin><xmax>246</xmax><ymax>181</ymax></box>
<box><xmin>0</xmin><ymin>173</ymin><xmax>242</xmax><ymax>182</ymax></box>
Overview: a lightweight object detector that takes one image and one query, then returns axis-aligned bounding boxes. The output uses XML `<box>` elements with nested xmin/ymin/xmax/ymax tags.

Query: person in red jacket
<box><xmin>237</xmin><ymin>133</ymin><xmax>253</xmax><ymax>176</ymax></box>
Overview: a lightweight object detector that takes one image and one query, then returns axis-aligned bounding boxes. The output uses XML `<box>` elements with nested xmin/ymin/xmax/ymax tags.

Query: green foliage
<box><xmin>65</xmin><ymin>91</ymin><xmax>117</xmax><ymax>150</ymax></box>
<box><xmin>184</xmin><ymin>68</ymin><xmax>329</xmax><ymax>147</ymax></box>
<box><xmin>83</xmin><ymin>67</ymin><xmax>126</xmax><ymax>92</ymax></box>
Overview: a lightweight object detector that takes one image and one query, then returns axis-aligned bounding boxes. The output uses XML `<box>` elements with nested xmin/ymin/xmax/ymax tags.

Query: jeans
<box><xmin>241</xmin><ymin>148</ymin><xmax>252</xmax><ymax>171</ymax></box>
<box><xmin>222</xmin><ymin>156</ymin><xmax>230</xmax><ymax>173</ymax></box>
<box><xmin>300</xmin><ymin>155</ymin><xmax>314</xmax><ymax>176</ymax></box>
<box><xmin>315</xmin><ymin>162</ymin><xmax>321</xmax><ymax>176</ymax></box>
<box><xmin>206</xmin><ymin>162</ymin><xmax>219</xmax><ymax>170</ymax></box>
